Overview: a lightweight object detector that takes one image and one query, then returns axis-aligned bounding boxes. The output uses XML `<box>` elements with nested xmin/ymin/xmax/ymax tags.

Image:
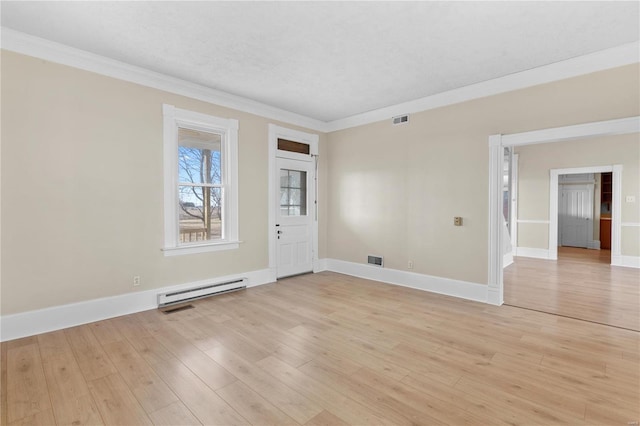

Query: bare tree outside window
<box><xmin>177</xmin><ymin>128</ymin><xmax>223</xmax><ymax>242</ymax></box>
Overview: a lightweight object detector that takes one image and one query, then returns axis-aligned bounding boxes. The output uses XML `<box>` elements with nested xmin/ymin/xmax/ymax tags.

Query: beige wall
<box><xmin>517</xmin><ymin>223</ymin><xmax>549</xmax><ymax>251</ymax></box>
<box><xmin>1</xmin><ymin>51</ymin><xmax>327</xmax><ymax>315</ymax></box>
<box><xmin>327</xmin><ymin>64</ymin><xmax>639</xmax><ymax>285</ymax></box>
<box><xmin>2</xmin><ymin>50</ymin><xmax>639</xmax><ymax>315</ymax></box>
<box><xmin>516</xmin><ymin>134</ymin><xmax>640</xmax><ymax>254</ymax></box>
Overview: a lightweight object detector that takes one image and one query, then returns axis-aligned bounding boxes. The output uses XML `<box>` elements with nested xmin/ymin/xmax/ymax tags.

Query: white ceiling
<box><xmin>2</xmin><ymin>1</ymin><xmax>639</xmax><ymax>122</ymax></box>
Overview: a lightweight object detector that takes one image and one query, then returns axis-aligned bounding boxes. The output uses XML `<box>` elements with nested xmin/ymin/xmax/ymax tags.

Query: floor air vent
<box><xmin>160</xmin><ymin>304</ymin><xmax>194</xmax><ymax>314</ymax></box>
<box><xmin>367</xmin><ymin>255</ymin><xmax>383</xmax><ymax>267</ymax></box>
<box><xmin>157</xmin><ymin>278</ymin><xmax>247</xmax><ymax>308</ymax></box>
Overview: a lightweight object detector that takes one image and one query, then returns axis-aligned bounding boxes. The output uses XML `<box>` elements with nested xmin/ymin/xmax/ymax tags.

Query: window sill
<box><xmin>162</xmin><ymin>240</ymin><xmax>241</xmax><ymax>257</ymax></box>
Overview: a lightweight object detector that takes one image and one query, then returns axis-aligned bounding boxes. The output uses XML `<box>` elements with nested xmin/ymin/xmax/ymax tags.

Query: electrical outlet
<box><xmin>133</xmin><ymin>276</ymin><xmax>141</xmax><ymax>286</ymax></box>
<box><xmin>408</xmin><ymin>261</ymin><xmax>414</xmax><ymax>270</ymax></box>
<box><xmin>454</xmin><ymin>217</ymin><xmax>463</xmax><ymax>226</ymax></box>
<box><xmin>626</xmin><ymin>195</ymin><xmax>636</xmax><ymax>203</ymax></box>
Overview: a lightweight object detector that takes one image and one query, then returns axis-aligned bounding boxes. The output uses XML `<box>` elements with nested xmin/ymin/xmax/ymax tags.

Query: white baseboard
<box><xmin>503</xmin><ymin>252</ymin><xmax>514</xmax><ymax>268</ymax></box>
<box><xmin>0</xmin><ymin>268</ymin><xmax>274</xmax><ymax>342</ymax></box>
<box><xmin>325</xmin><ymin>259</ymin><xmax>487</xmax><ymax>303</ymax></box>
<box><xmin>611</xmin><ymin>255</ymin><xmax>640</xmax><ymax>268</ymax></box>
<box><xmin>487</xmin><ymin>288</ymin><xmax>502</xmax><ymax>306</ymax></box>
<box><xmin>314</xmin><ymin>258</ymin><xmax>328</xmax><ymax>273</ymax></box>
<box><xmin>515</xmin><ymin>247</ymin><xmax>639</xmax><ymax>268</ymax></box>
<box><xmin>515</xmin><ymin>247</ymin><xmax>551</xmax><ymax>260</ymax></box>
<box><xmin>587</xmin><ymin>240</ymin><xmax>601</xmax><ymax>250</ymax></box>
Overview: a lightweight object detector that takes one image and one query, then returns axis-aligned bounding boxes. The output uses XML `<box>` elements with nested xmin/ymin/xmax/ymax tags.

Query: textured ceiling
<box><xmin>2</xmin><ymin>1</ymin><xmax>639</xmax><ymax>122</ymax></box>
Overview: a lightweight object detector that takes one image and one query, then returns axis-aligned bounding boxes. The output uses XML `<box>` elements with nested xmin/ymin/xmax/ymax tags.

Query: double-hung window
<box><xmin>162</xmin><ymin>105</ymin><xmax>239</xmax><ymax>255</ymax></box>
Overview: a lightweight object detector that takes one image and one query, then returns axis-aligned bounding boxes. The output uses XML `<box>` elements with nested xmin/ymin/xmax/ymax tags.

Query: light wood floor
<box><xmin>504</xmin><ymin>247</ymin><xmax>640</xmax><ymax>331</ymax></box>
<box><xmin>2</xmin><ymin>272</ymin><xmax>639</xmax><ymax>425</ymax></box>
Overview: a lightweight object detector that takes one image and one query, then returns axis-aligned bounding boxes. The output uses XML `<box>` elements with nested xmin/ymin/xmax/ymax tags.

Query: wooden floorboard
<box><xmin>0</xmin><ymin>339</ymin><xmax>7</xmax><ymax>426</ymax></box>
<box><xmin>1</xmin><ymin>271</ymin><xmax>639</xmax><ymax>425</ymax></box>
<box><xmin>504</xmin><ymin>247</ymin><xmax>640</xmax><ymax>331</ymax></box>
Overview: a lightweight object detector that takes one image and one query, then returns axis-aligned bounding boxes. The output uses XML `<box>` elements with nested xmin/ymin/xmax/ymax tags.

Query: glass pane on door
<box><xmin>280</xmin><ymin>169</ymin><xmax>307</xmax><ymax>216</ymax></box>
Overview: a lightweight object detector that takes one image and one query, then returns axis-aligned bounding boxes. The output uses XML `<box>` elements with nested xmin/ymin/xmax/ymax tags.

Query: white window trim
<box><xmin>162</xmin><ymin>104</ymin><xmax>239</xmax><ymax>256</ymax></box>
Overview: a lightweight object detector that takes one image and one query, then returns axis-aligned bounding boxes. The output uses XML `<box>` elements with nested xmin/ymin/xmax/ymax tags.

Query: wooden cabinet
<box><xmin>599</xmin><ymin>172</ymin><xmax>612</xmax><ymax>249</ymax></box>
<box><xmin>600</xmin><ymin>217</ymin><xmax>611</xmax><ymax>249</ymax></box>
<box><xmin>601</xmin><ymin>172</ymin><xmax>612</xmax><ymax>211</ymax></box>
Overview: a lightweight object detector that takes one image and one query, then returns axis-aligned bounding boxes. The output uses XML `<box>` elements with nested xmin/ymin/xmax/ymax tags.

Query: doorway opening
<box><xmin>506</xmin><ymin>165</ymin><xmax>626</xmax><ymax>327</ymax></box>
<box><xmin>489</xmin><ymin>117</ymin><xmax>639</xmax><ymax>330</ymax></box>
<box><xmin>557</xmin><ymin>171</ymin><xmax>613</xmax><ymax>267</ymax></box>
<box><xmin>487</xmin><ymin>117</ymin><xmax>640</xmax><ymax>305</ymax></box>
<box><xmin>504</xmin><ymin>162</ymin><xmax>637</xmax><ymax>329</ymax></box>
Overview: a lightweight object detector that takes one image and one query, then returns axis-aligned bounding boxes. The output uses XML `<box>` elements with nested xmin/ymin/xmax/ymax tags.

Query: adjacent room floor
<box><xmin>2</xmin><ymin>272</ymin><xmax>638</xmax><ymax>425</ymax></box>
<box><xmin>504</xmin><ymin>246</ymin><xmax>640</xmax><ymax>331</ymax></box>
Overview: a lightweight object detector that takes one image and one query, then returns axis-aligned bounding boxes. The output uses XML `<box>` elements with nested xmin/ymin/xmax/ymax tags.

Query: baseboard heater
<box><xmin>157</xmin><ymin>278</ymin><xmax>247</xmax><ymax>308</ymax></box>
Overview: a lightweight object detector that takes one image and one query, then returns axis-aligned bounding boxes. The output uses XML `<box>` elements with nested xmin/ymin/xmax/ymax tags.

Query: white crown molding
<box><xmin>0</xmin><ymin>28</ymin><xmax>328</xmax><ymax>133</ymax></box>
<box><xmin>2</xmin><ymin>28</ymin><xmax>638</xmax><ymax>134</ymax></box>
<box><xmin>502</xmin><ymin>116</ymin><xmax>640</xmax><ymax>146</ymax></box>
<box><xmin>326</xmin><ymin>41</ymin><xmax>640</xmax><ymax>132</ymax></box>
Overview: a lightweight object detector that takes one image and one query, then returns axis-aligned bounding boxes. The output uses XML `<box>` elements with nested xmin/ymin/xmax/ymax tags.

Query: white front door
<box><xmin>559</xmin><ymin>185</ymin><xmax>593</xmax><ymax>248</ymax></box>
<box><xmin>276</xmin><ymin>157</ymin><xmax>314</xmax><ymax>278</ymax></box>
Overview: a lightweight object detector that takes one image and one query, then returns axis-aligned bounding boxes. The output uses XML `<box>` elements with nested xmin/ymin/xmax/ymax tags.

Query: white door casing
<box><xmin>559</xmin><ymin>184</ymin><xmax>594</xmax><ymax>248</ymax></box>
<box><xmin>276</xmin><ymin>157</ymin><xmax>314</xmax><ymax>278</ymax></box>
<box><xmin>268</xmin><ymin>124</ymin><xmax>319</xmax><ymax>281</ymax></box>
<box><xmin>487</xmin><ymin>116</ymin><xmax>639</xmax><ymax>306</ymax></box>
<box><xmin>510</xmin><ymin>154</ymin><xmax>519</xmax><ymax>252</ymax></box>
<box><xmin>549</xmin><ymin>166</ymin><xmax>620</xmax><ymax>260</ymax></box>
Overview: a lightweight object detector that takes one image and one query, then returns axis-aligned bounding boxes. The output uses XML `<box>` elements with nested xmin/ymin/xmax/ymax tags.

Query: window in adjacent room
<box><xmin>162</xmin><ymin>104</ymin><xmax>239</xmax><ymax>255</ymax></box>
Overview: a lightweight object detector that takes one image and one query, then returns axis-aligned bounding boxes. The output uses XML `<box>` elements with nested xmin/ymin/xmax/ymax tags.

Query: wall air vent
<box><xmin>392</xmin><ymin>115</ymin><xmax>409</xmax><ymax>125</ymax></box>
<box><xmin>367</xmin><ymin>255</ymin><xmax>384</xmax><ymax>267</ymax></box>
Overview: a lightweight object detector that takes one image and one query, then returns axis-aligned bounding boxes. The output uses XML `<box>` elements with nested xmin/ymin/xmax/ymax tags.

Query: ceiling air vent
<box><xmin>392</xmin><ymin>115</ymin><xmax>409</xmax><ymax>125</ymax></box>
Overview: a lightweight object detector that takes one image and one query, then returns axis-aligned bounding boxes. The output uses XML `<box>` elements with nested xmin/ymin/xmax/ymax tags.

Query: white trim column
<box><xmin>549</xmin><ymin>172</ymin><xmax>559</xmax><ymax>260</ymax></box>
<box><xmin>510</xmin><ymin>153</ymin><xmax>519</xmax><ymax>252</ymax></box>
<box><xmin>611</xmin><ymin>165</ymin><xmax>624</xmax><ymax>264</ymax></box>
<box><xmin>487</xmin><ymin>134</ymin><xmax>504</xmax><ymax>306</ymax></box>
